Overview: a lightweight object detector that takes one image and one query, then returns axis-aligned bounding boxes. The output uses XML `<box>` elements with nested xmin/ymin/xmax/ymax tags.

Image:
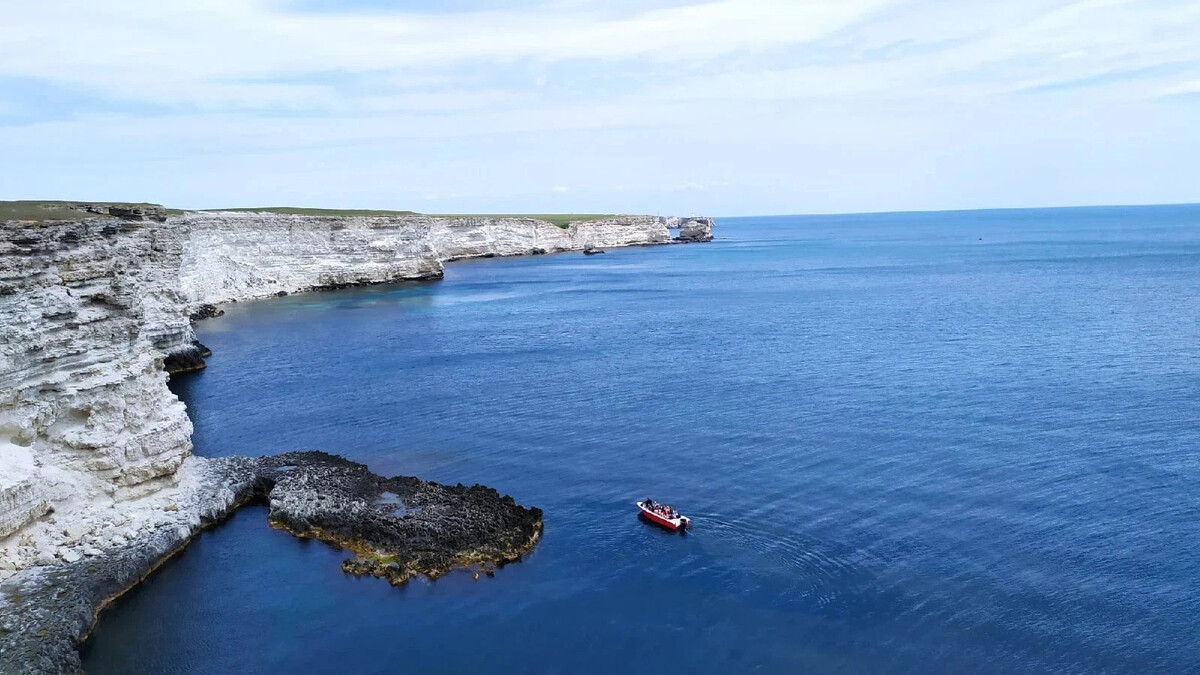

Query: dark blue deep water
<box><xmin>83</xmin><ymin>206</ymin><xmax>1200</xmax><ymax>674</ymax></box>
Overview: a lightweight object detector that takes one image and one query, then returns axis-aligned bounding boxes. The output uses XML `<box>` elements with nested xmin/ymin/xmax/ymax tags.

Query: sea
<box><xmin>82</xmin><ymin>205</ymin><xmax>1200</xmax><ymax>674</ymax></box>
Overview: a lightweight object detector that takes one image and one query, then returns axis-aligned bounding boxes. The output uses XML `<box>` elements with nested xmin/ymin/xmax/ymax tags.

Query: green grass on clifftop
<box><xmin>204</xmin><ymin>207</ymin><xmax>419</xmax><ymax>217</ymax></box>
<box><xmin>2</xmin><ymin>202</ymin><xmax>619</xmax><ymax>229</ymax></box>
<box><xmin>0</xmin><ymin>201</ymin><xmax>166</xmax><ymax>222</ymax></box>
<box><xmin>431</xmin><ymin>213</ymin><xmax>615</xmax><ymax>228</ymax></box>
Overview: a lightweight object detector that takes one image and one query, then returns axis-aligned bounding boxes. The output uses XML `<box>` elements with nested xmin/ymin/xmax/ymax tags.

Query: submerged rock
<box><xmin>259</xmin><ymin>452</ymin><xmax>542</xmax><ymax>586</ymax></box>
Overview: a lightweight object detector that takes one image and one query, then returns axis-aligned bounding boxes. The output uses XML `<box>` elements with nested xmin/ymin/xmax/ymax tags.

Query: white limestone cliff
<box><xmin>175</xmin><ymin>212</ymin><xmax>668</xmax><ymax>310</ymax></box>
<box><xmin>0</xmin><ymin>210</ymin><xmax>685</xmax><ymax>576</ymax></box>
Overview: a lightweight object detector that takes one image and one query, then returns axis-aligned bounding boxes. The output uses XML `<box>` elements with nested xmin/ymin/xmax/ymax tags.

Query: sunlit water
<box><xmin>83</xmin><ymin>206</ymin><xmax>1200</xmax><ymax>674</ymax></box>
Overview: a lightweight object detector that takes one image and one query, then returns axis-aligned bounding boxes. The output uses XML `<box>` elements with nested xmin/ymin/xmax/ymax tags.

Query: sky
<box><xmin>0</xmin><ymin>0</ymin><xmax>1198</xmax><ymax>216</ymax></box>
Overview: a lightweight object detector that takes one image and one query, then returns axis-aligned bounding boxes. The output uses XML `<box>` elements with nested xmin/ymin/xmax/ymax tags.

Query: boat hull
<box><xmin>636</xmin><ymin>502</ymin><xmax>689</xmax><ymax>531</ymax></box>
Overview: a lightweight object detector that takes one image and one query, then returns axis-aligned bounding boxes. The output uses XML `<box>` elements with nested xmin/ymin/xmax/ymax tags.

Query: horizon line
<box><xmin>3</xmin><ymin>198</ymin><xmax>1198</xmax><ymax>221</ymax></box>
<box><xmin>714</xmin><ymin>200</ymin><xmax>1200</xmax><ymax>220</ymax></box>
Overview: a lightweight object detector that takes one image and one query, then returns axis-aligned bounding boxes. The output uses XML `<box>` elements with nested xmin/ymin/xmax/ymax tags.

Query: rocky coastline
<box><xmin>0</xmin><ymin>452</ymin><xmax>542</xmax><ymax>675</ymax></box>
<box><xmin>0</xmin><ymin>203</ymin><xmax>711</xmax><ymax>674</ymax></box>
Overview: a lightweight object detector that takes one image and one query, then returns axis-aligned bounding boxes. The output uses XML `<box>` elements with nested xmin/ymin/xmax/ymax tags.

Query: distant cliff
<box><xmin>0</xmin><ymin>206</ymin><xmax>705</xmax><ymax>574</ymax></box>
<box><xmin>174</xmin><ymin>212</ymin><xmax>670</xmax><ymax>311</ymax></box>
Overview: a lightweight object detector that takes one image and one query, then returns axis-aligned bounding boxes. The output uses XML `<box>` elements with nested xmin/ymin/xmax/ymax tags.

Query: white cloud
<box><xmin>0</xmin><ymin>0</ymin><xmax>888</xmax><ymax>104</ymax></box>
<box><xmin>1159</xmin><ymin>78</ymin><xmax>1200</xmax><ymax>97</ymax></box>
<box><xmin>0</xmin><ymin>0</ymin><xmax>1198</xmax><ymax>213</ymax></box>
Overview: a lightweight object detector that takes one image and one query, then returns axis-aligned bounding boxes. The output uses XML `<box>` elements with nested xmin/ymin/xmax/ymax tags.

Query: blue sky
<box><xmin>1</xmin><ymin>0</ymin><xmax>1198</xmax><ymax>215</ymax></box>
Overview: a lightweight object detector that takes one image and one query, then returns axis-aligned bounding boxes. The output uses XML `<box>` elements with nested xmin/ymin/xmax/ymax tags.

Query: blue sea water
<box><xmin>83</xmin><ymin>206</ymin><xmax>1200</xmax><ymax>674</ymax></box>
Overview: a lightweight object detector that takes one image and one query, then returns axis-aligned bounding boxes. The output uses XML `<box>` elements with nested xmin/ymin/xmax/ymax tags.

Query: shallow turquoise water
<box><xmin>84</xmin><ymin>206</ymin><xmax>1200</xmax><ymax>674</ymax></box>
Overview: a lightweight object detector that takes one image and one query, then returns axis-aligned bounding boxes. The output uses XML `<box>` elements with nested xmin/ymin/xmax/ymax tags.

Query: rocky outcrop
<box><xmin>675</xmin><ymin>217</ymin><xmax>715</xmax><ymax>242</ymax></box>
<box><xmin>0</xmin><ymin>208</ymin><xmax>704</xmax><ymax>576</ymax></box>
<box><xmin>0</xmin><ymin>473</ymin><xmax>50</xmax><ymax>541</ymax></box>
<box><xmin>0</xmin><ymin>452</ymin><xmax>542</xmax><ymax>675</ymax></box>
<box><xmin>262</xmin><ymin>451</ymin><xmax>542</xmax><ymax>585</ymax></box>
<box><xmin>161</xmin><ymin>340</ymin><xmax>211</xmax><ymax>375</ymax></box>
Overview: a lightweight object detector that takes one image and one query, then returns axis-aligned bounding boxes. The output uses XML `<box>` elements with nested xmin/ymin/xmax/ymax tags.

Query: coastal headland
<box><xmin>0</xmin><ymin>201</ymin><xmax>713</xmax><ymax>674</ymax></box>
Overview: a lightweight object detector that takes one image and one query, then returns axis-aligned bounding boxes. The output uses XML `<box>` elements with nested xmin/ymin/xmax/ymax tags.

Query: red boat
<box><xmin>637</xmin><ymin>499</ymin><xmax>690</xmax><ymax>531</ymax></box>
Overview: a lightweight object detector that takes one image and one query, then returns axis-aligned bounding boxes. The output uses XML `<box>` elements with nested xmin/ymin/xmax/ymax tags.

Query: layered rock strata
<box><xmin>175</xmin><ymin>212</ymin><xmax>670</xmax><ymax>311</ymax></box>
<box><xmin>0</xmin><ymin>217</ymin><xmax>195</xmax><ymax>561</ymax></box>
<box><xmin>0</xmin><ymin>452</ymin><xmax>542</xmax><ymax>675</ymax></box>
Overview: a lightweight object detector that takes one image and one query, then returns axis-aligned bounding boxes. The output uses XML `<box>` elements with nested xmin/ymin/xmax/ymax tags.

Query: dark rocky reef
<box><xmin>188</xmin><ymin>303</ymin><xmax>225</xmax><ymax>321</ymax></box>
<box><xmin>261</xmin><ymin>452</ymin><xmax>542</xmax><ymax>584</ymax></box>
<box><xmin>162</xmin><ymin>340</ymin><xmax>212</xmax><ymax>375</ymax></box>
<box><xmin>0</xmin><ymin>452</ymin><xmax>542</xmax><ymax>675</ymax></box>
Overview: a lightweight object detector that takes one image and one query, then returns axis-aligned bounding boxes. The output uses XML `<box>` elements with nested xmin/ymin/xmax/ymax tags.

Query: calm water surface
<box><xmin>84</xmin><ymin>207</ymin><xmax>1200</xmax><ymax>674</ymax></box>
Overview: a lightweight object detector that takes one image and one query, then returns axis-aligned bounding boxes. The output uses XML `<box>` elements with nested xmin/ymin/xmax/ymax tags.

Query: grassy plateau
<box><xmin>2</xmin><ymin>202</ymin><xmax>618</xmax><ymax>229</ymax></box>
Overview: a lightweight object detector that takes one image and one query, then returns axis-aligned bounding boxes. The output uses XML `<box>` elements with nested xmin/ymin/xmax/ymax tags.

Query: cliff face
<box><xmin>176</xmin><ymin>213</ymin><xmax>444</xmax><ymax>311</ymax></box>
<box><xmin>0</xmin><ymin>219</ymin><xmax>194</xmax><ymax>550</ymax></box>
<box><xmin>175</xmin><ymin>213</ymin><xmax>669</xmax><ymax>310</ymax></box>
<box><xmin>0</xmin><ymin>210</ymin><xmax>688</xmax><ymax>573</ymax></box>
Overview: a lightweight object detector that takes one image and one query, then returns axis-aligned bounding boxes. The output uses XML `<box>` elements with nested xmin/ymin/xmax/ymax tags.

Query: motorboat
<box><xmin>636</xmin><ymin>499</ymin><xmax>690</xmax><ymax>531</ymax></box>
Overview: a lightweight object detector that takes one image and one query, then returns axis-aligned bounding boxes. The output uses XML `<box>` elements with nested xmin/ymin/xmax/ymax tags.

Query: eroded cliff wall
<box><xmin>175</xmin><ymin>212</ymin><xmax>668</xmax><ymax>310</ymax></box>
<box><xmin>0</xmin><ymin>210</ymin><xmax>681</xmax><ymax>574</ymax></box>
<box><xmin>0</xmin><ymin>219</ymin><xmax>194</xmax><ymax>541</ymax></box>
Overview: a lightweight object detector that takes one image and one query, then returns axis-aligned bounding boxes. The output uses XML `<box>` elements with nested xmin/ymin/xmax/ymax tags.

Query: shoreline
<box><xmin>0</xmin><ymin>453</ymin><xmax>543</xmax><ymax>675</ymax></box>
